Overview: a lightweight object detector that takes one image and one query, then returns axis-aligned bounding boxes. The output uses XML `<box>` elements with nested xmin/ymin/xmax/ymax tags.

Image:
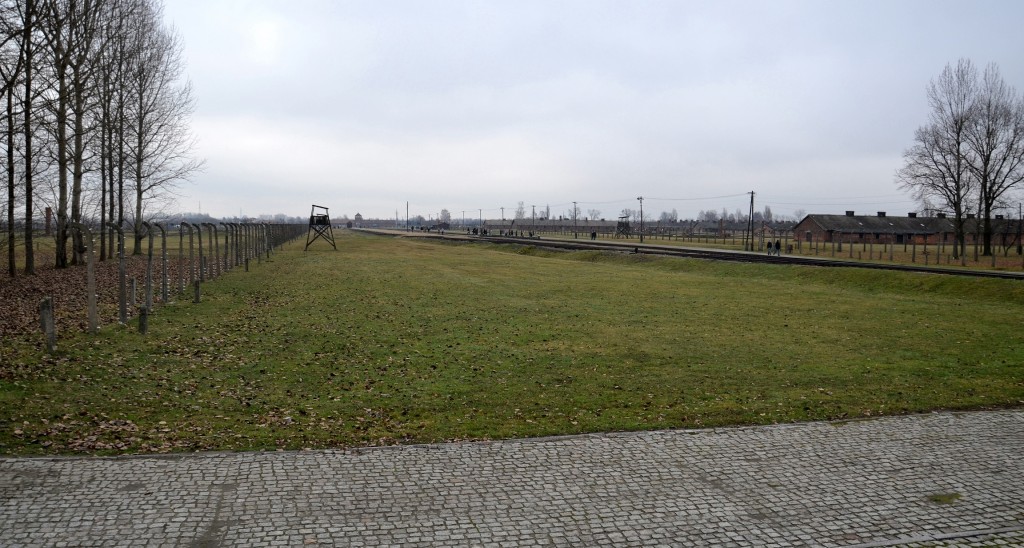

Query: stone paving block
<box><xmin>1</xmin><ymin>410</ymin><xmax>1023</xmax><ymax>546</ymax></box>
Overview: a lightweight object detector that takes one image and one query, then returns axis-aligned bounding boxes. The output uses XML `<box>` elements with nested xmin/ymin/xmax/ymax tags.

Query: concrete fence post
<box><xmin>196</xmin><ymin>222</ymin><xmax>205</xmax><ymax>282</ymax></box>
<box><xmin>142</xmin><ymin>222</ymin><xmax>154</xmax><ymax>311</ymax></box>
<box><xmin>139</xmin><ymin>306</ymin><xmax>149</xmax><ymax>335</ymax></box>
<box><xmin>177</xmin><ymin>223</ymin><xmax>185</xmax><ymax>294</ymax></box>
<box><xmin>220</xmin><ymin>222</ymin><xmax>231</xmax><ymax>272</ymax></box>
<box><xmin>106</xmin><ymin>222</ymin><xmax>127</xmax><ymax>324</ymax></box>
<box><xmin>155</xmin><ymin>223</ymin><xmax>168</xmax><ymax>303</ymax></box>
<box><xmin>69</xmin><ymin>223</ymin><xmax>97</xmax><ymax>334</ymax></box>
<box><xmin>40</xmin><ymin>296</ymin><xmax>56</xmax><ymax>353</ymax></box>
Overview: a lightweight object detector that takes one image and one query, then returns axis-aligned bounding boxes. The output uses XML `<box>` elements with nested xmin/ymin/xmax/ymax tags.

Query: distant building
<box><xmin>790</xmin><ymin>210</ymin><xmax>1022</xmax><ymax>248</ymax></box>
<box><xmin>353</xmin><ymin>213</ymin><xmax>363</xmax><ymax>228</ymax></box>
<box><xmin>793</xmin><ymin>211</ymin><xmax>952</xmax><ymax>245</ymax></box>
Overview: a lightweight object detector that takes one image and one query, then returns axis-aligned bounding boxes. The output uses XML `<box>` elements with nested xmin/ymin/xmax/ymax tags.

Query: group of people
<box><xmin>766</xmin><ymin>239</ymin><xmax>783</xmax><ymax>256</ymax></box>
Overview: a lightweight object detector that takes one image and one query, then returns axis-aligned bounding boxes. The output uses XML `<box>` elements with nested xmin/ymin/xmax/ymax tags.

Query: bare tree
<box><xmin>586</xmin><ymin>208</ymin><xmax>600</xmax><ymax>221</ymax></box>
<box><xmin>1</xmin><ymin>0</ymin><xmax>26</xmax><ymax>277</ymax></box>
<box><xmin>125</xmin><ymin>0</ymin><xmax>201</xmax><ymax>254</ymax></box>
<box><xmin>21</xmin><ymin>0</ymin><xmax>34</xmax><ymax>274</ymax></box>
<box><xmin>898</xmin><ymin>59</ymin><xmax>977</xmax><ymax>261</ymax></box>
<box><xmin>90</xmin><ymin>0</ymin><xmax>139</xmax><ymax>261</ymax></box>
<box><xmin>514</xmin><ymin>201</ymin><xmax>525</xmax><ymax>219</ymax></box>
<box><xmin>965</xmin><ymin>63</ymin><xmax>1024</xmax><ymax>256</ymax></box>
<box><xmin>37</xmin><ymin>0</ymin><xmax>108</xmax><ymax>267</ymax></box>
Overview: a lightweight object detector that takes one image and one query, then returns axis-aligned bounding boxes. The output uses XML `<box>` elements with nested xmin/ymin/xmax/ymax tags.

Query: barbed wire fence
<box><xmin>37</xmin><ymin>222</ymin><xmax>306</xmax><ymax>352</ymax></box>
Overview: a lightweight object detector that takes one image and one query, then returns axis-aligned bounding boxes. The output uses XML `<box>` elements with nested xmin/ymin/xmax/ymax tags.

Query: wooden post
<box><xmin>130</xmin><ymin>277</ymin><xmax>137</xmax><ymax>308</ymax></box>
<box><xmin>40</xmin><ymin>297</ymin><xmax>56</xmax><ymax>353</ymax></box>
<box><xmin>193</xmin><ymin>279</ymin><xmax>201</xmax><ymax>303</ymax></box>
<box><xmin>912</xmin><ymin>239</ymin><xmax>916</xmax><ymax>263</ymax></box>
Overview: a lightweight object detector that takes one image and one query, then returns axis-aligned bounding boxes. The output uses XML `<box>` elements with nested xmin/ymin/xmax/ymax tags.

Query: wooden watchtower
<box><xmin>305</xmin><ymin>204</ymin><xmax>337</xmax><ymax>250</ymax></box>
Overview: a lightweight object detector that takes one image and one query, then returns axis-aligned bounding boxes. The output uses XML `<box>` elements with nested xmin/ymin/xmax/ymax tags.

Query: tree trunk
<box><xmin>6</xmin><ymin>84</ymin><xmax>14</xmax><ymax>278</ymax></box>
<box><xmin>55</xmin><ymin>66</ymin><xmax>69</xmax><ymax>268</ymax></box>
<box><xmin>22</xmin><ymin>0</ymin><xmax>34</xmax><ymax>276</ymax></box>
<box><xmin>71</xmin><ymin>78</ymin><xmax>86</xmax><ymax>266</ymax></box>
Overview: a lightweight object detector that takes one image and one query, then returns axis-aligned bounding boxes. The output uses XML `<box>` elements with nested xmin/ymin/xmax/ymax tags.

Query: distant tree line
<box><xmin>898</xmin><ymin>59</ymin><xmax>1024</xmax><ymax>260</ymax></box>
<box><xmin>2</xmin><ymin>0</ymin><xmax>201</xmax><ymax>277</ymax></box>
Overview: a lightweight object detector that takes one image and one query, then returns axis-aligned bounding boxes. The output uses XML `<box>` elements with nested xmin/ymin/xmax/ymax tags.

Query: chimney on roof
<box><xmin>845</xmin><ymin>210</ymin><xmax>855</xmax><ymax>217</ymax></box>
<box><xmin>877</xmin><ymin>211</ymin><xmax>886</xmax><ymax>217</ymax></box>
<box><xmin>908</xmin><ymin>212</ymin><xmax>917</xmax><ymax>218</ymax></box>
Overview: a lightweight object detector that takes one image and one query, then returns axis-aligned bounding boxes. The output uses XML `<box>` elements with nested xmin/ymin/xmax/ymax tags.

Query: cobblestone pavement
<box><xmin>1</xmin><ymin>410</ymin><xmax>1022</xmax><ymax>547</ymax></box>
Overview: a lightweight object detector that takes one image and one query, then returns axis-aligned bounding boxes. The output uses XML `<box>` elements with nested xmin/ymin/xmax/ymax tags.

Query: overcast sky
<box><xmin>162</xmin><ymin>0</ymin><xmax>1024</xmax><ymax>222</ymax></box>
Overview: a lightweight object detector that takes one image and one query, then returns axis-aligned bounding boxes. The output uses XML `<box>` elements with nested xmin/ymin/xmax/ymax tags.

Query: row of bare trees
<box><xmin>1</xmin><ymin>0</ymin><xmax>201</xmax><ymax>277</ymax></box>
<box><xmin>898</xmin><ymin>59</ymin><xmax>1024</xmax><ymax>262</ymax></box>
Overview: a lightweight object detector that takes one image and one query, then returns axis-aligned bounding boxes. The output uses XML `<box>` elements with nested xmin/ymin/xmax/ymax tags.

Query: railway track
<box><xmin>361</xmin><ymin>229</ymin><xmax>1024</xmax><ymax>280</ymax></box>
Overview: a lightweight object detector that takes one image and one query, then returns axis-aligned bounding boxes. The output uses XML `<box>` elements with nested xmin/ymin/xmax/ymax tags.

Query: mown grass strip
<box><xmin>1</xmin><ymin>230</ymin><xmax>1022</xmax><ymax>455</ymax></box>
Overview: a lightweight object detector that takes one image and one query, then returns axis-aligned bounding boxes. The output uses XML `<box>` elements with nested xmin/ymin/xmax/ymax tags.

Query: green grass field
<box><xmin>1</xmin><ymin>230</ymin><xmax>1022</xmax><ymax>455</ymax></box>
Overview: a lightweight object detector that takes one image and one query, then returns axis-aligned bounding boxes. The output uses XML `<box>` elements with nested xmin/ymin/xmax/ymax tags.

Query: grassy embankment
<box><xmin>1</xmin><ymin>230</ymin><xmax>1022</xmax><ymax>455</ymax></box>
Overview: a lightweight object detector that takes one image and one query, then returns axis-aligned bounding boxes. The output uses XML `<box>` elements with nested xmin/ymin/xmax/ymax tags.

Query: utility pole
<box><xmin>573</xmin><ymin>201</ymin><xmax>578</xmax><ymax>238</ymax></box>
<box><xmin>462</xmin><ymin>211</ymin><xmax>465</xmax><ymax>229</ymax></box>
<box><xmin>637</xmin><ymin>196</ymin><xmax>644</xmax><ymax>243</ymax></box>
<box><xmin>479</xmin><ymin>209</ymin><xmax>482</xmax><ymax>232</ymax></box>
<box><xmin>532</xmin><ymin>205</ymin><xmax>536</xmax><ymax>235</ymax></box>
<box><xmin>746</xmin><ymin>191</ymin><xmax>755</xmax><ymax>251</ymax></box>
<box><xmin>501</xmin><ymin>207</ymin><xmax>505</xmax><ymax>221</ymax></box>
<box><xmin>406</xmin><ymin>202</ymin><xmax>409</xmax><ymax>231</ymax></box>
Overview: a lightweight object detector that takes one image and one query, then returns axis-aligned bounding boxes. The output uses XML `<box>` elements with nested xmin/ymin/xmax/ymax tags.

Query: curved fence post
<box><xmin>180</xmin><ymin>222</ymin><xmax>189</xmax><ymax>285</ymax></box>
<box><xmin>106</xmin><ymin>222</ymin><xmax>127</xmax><ymax>324</ymax></box>
<box><xmin>263</xmin><ymin>223</ymin><xmax>270</xmax><ymax>260</ymax></box>
<box><xmin>155</xmin><ymin>223</ymin><xmax>168</xmax><ymax>303</ymax></box>
<box><xmin>211</xmin><ymin>223</ymin><xmax>221</xmax><ymax>277</ymax></box>
<box><xmin>186</xmin><ymin>223</ymin><xmax>197</xmax><ymax>286</ymax></box>
<box><xmin>69</xmin><ymin>222</ymin><xmax>97</xmax><ymax>333</ymax></box>
<box><xmin>142</xmin><ymin>222</ymin><xmax>154</xmax><ymax>311</ymax></box>
<box><xmin>257</xmin><ymin>223</ymin><xmax>264</xmax><ymax>262</ymax></box>
<box><xmin>201</xmin><ymin>223</ymin><xmax>213</xmax><ymax>278</ymax></box>
<box><xmin>220</xmin><ymin>222</ymin><xmax>231</xmax><ymax>272</ymax></box>
<box><xmin>241</xmin><ymin>223</ymin><xmax>250</xmax><ymax>270</ymax></box>
<box><xmin>196</xmin><ymin>222</ymin><xmax>205</xmax><ymax>282</ymax></box>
